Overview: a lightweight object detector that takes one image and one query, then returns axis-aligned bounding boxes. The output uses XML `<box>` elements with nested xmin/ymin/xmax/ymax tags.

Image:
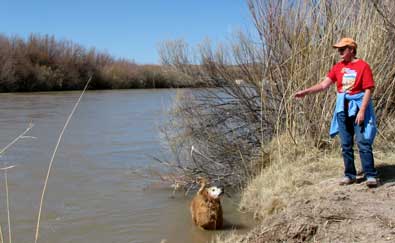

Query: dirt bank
<box><xmin>218</xmin><ymin>164</ymin><xmax>395</xmax><ymax>242</ymax></box>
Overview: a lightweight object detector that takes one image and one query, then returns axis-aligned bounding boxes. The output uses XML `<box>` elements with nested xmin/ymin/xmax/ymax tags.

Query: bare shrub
<box><xmin>159</xmin><ymin>38</ymin><xmax>274</xmax><ymax>188</ymax></box>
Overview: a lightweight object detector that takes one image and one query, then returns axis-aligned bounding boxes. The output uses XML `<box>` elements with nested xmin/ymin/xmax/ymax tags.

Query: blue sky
<box><xmin>0</xmin><ymin>0</ymin><xmax>253</xmax><ymax>64</ymax></box>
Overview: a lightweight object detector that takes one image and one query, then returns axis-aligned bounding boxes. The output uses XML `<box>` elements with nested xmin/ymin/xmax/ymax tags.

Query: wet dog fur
<box><xmin>190</xmin><ymin>178</ymin><xmax>224</xmax><ymax>230</ymax></box>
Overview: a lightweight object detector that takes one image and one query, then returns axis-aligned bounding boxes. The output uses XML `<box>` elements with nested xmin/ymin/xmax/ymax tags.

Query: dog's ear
<box><xmin>196</xmin><ymin>177</ymin><xmax>208</xmax><ymax>185</ymax></box>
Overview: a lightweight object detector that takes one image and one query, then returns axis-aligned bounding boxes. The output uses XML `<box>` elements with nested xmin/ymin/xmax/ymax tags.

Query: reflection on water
<box><xmin>0</xmin><ymin>89</ymin><xmax>253</xmax><ymax>243</ymax></box>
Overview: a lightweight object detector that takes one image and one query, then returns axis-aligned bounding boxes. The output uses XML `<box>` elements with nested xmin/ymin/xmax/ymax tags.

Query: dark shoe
<box><xmin>339</xmin><ymin>177</ymin><xmax>356</xmax><ymax>185</ymax></box>
<box><xmin>366</xmin><ymin>177</ymin><xmax>378</xmax><ymax>188</ymax></box>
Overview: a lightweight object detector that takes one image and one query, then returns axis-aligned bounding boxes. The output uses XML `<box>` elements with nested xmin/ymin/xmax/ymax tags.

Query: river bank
<box><xmin>214</xmin><ymin>137</ymin><xmax>395</xmax><ymax>242</ymax></box>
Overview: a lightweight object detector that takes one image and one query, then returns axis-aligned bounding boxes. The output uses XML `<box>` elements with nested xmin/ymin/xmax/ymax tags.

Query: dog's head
<box><xmin>205</xmin><ymin>185</ymin><xmax>224</xmax><ymax>200</ymax></box>
<box><xmin>196</xmin><ymin>177</ymin><xmax>224</xmax><ymax>200</ymax></box>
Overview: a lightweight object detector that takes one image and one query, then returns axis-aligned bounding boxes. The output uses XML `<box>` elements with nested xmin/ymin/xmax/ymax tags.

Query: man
<box><xmin>294</xmin><ymin>37</ymin><xmax>378</xmax><ymax>188</ymax></box>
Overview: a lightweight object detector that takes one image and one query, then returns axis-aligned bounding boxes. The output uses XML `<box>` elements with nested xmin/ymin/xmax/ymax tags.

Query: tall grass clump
<box><xmin>0</xmin><ymin>123</ymin><xmax>34</xmax><ymax>243</ymax></box>
<box><xmin>158</xmin><ymin>0</ymin><xmax>395</xmax><ymax>189</ymax></box>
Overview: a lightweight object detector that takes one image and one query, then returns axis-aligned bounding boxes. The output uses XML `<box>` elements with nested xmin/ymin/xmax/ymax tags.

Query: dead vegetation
<box><xmin>0</xmin><ymin>34</ymin><xmax>195</xmax><ymax>92</ymax></box>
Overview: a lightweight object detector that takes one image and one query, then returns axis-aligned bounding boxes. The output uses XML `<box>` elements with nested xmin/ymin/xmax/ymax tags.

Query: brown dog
<box><xmin>190</xmin><ymin>178</ymin><xmax>224</xmax><ymax>230</ymax></box>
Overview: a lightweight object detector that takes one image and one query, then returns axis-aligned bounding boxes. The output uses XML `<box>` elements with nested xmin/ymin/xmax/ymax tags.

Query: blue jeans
<box><xmin>337</xmin><ymin>111</ymin><xmax>377</xmax><ymax>179</ymax></box>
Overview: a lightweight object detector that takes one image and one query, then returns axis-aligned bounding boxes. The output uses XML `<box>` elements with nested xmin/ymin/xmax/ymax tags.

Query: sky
<box><xmin>0</xmin><ymin>0</ymin><xmax>254</xmax><ymax>64</ymax></box>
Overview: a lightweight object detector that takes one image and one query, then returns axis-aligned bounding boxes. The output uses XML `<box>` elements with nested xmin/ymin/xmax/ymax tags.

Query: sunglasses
<box><xmin>338</xmin><ymin>47</ymin><xmax>348</xmax><ymax>52</ymax></box>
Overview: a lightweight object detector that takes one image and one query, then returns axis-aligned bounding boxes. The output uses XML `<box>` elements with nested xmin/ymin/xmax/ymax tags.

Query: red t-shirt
<box><xmin>327</xmin><ymin>59</ymin><xmax>374</xmax><ymax>95</ymax></box>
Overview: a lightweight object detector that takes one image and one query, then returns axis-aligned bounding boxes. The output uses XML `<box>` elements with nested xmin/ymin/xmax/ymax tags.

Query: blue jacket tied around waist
<box><xmin>330</xmin><ymin>92</ymin><xmax>377</xmax><ymax>142</ymax></box>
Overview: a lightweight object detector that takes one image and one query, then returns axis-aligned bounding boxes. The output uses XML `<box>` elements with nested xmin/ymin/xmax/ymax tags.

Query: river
<box><xmin>0</xmin><ymin>89</ymin><xmax>253</xmax><ymax>243</ymax></box>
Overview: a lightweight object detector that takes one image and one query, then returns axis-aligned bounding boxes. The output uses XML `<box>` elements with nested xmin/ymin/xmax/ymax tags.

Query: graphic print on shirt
<box><xmin>341</xmin><ymin>68</ymin><xmax>357</xmax><ymax>92</ymax></box>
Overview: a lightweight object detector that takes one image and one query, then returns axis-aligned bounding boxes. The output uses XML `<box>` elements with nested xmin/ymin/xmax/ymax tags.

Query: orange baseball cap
<box><xmin>332</xmin><ymin>37</ymin><xmax>357</xmax><ymax>49</ymax></box>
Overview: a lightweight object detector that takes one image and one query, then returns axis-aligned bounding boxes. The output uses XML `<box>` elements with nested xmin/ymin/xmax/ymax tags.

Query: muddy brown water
<box><xmin>0</xmin><ymin>89</ymin><xmax>254</xmax><ymax>243</ymax></box>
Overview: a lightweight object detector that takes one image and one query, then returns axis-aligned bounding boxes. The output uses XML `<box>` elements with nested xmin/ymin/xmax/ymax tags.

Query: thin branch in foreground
<box><xmin>0</xmin><ymin>123</ymin><xmax>33</xmax><ymax>243</ymax></box>
<box><xmin>0</xmin><ymin>224</ymin><xmax>3</xmax><ymax>243</ymax></box>
<box><xmin>0</xmin><ymin>165</ymin><xmax>16</xmax><ymax>243</ymax></box>
<box><xmin>5</xmin><ymin>168</ymin><xmax>12</xmax><ymax>243</ymax></box>
<box><xmin>34</xmin><ymin>76</ymin><xmax>92</xmax><ymax>243</ymax></box>
<box><xmin>0</xmin><ymin>166</ymin><xmax>16</xmax><ymax>171</ymax></box>
<box><xmin>0</xmin><ymin>123</ymin><xmax>34</xmax><ymax>156</ymax></box>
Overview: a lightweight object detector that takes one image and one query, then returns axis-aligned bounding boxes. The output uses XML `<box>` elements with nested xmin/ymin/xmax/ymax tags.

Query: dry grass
<box><xmin>238</xmin><ymin>134</ymin><xmax>343</xmax><ymax>220</ymax></box>
<box><xmin>213</xmin><ymin>231</ymin><xmax>243</xmax><ymax>243</ymax></box>
<box><xmin>0</xmin><ymin>124</ymin><xmax>34</xmax><ymax>243</ymax></box>
<box><xmin>242</xmin><ymin>134</ymin><xmax>395</xmax><ymax>219</ymax></box>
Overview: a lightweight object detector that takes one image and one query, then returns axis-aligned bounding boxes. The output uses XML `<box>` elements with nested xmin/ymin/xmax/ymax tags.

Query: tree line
<box><xmin>0</xmin><ymin>33</ymin><xmax>196</xmax><ymax>92</ymax></box>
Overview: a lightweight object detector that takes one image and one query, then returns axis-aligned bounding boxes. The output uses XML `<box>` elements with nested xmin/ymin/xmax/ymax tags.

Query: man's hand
<box><xmin>355</xmin><ymin>111</ymin><xmax>365</xmax><ymax>125</ymax></box>
<box><xmin>294</xmin><ymin>90</ymin><xmax>308</xmax><ymax>98</ymax></box>
<box><xmin>294</xmin><ymin>77</ymin><xmax>333</xmax><ymax>99</ymax></box>
<box><xmin>356</xmin><ymin>88</ymin><xmax>373</xmax><ymax>125</ymax></box>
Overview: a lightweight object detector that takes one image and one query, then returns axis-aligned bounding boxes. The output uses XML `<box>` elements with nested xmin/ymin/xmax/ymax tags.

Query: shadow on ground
<box><xmin>221</xmin><ymin>220</ymin><xmax>249</xmax><ymax>231</ymax></box>
<box><xmin>377</xmin><ymin>163</ymin><xmax>395</xmax><ymax>184</ymax></box>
